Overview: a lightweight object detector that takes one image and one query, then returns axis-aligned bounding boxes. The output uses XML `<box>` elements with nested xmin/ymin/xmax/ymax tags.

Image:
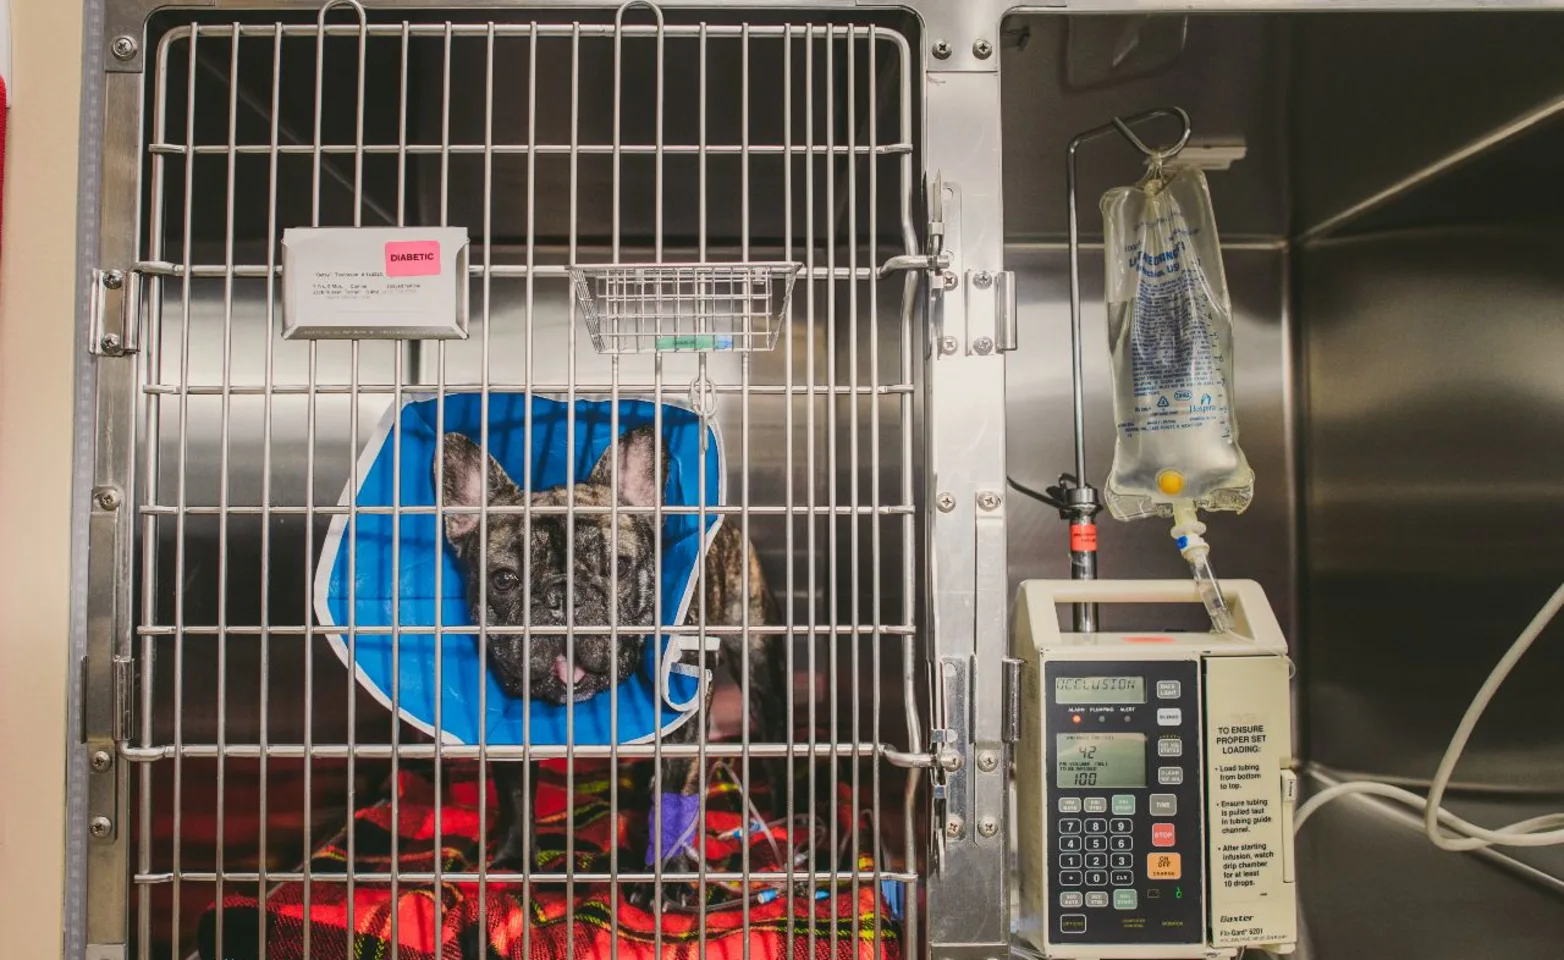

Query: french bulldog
<box><xmin>438</xmin><ymin>424</ymin><xmax>788</xmax><ymax>905</ymax></box>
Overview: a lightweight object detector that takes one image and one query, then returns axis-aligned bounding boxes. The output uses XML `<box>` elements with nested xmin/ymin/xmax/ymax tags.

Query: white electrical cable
<box><xmin>1294</xmin><ymin>582</ymin><xmax>1564</xmax><ymax>851</ymax></box>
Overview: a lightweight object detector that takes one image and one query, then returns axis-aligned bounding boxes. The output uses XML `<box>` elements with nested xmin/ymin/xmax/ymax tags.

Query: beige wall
<box><xmin>0</xmin><ymin>0</ymin><xmax>84</xmax><ymax>956</ymax></box>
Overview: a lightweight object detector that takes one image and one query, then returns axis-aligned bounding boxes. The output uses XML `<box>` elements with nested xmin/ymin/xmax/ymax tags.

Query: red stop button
<box><xmin>1152</xmin><ymin>823</ymin><xmax>1176</xmax><ymax>848</ymax></box>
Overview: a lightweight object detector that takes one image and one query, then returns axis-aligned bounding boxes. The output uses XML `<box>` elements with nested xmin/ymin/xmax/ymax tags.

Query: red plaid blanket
<box><xmin>197</xmin><ymin>761</ymin><xmax>903</xmax><ymax>960</ymax></box>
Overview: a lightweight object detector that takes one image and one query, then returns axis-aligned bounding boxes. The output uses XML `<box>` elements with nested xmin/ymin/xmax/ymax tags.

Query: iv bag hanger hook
<box><xmin>1110</xmin><ymin>107</ymin><xmax>1193</xmax><ymax>171</ymax></box>
<box><xmin>1038</xmin><ymin>105</ymin><xmax>1193</xmax><ymax>633</ymax></box>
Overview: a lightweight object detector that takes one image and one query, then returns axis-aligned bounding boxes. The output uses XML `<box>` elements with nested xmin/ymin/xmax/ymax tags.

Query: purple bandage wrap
<box><xmin>645</xmin><ymin>792</ymin><xmax>701</xmax><ymax>866</ymax></box>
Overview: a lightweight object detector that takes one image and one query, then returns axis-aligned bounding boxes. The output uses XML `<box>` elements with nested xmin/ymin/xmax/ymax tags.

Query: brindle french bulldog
<box><xmin>437</xmin><ymin>424</ymin><xmax>788</xmax><ymax>906</ymax></box>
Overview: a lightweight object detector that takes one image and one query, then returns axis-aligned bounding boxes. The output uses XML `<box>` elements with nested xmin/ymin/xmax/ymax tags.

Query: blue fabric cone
<box><xmin>316</xmin><ymin>392</ymin><xmax>721</xmax><ymax>746</ymax></box>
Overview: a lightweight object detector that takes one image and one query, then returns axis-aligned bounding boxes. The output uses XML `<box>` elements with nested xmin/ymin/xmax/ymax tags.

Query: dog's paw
<box><xmin>623</xmin><ymin>851</ymin><xmax>707</xmax><ymax>912</ymax></box>
<box><xmin>624</xmin><ymin>880</ymin><xmax>702</xmax><ymax>913</ymax></box>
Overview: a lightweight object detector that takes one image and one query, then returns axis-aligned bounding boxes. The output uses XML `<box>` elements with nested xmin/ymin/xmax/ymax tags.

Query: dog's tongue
<box><xmin>552</xmin><ymin>656</ymin><xmax>588</xmax><ymax>687</ymax></box>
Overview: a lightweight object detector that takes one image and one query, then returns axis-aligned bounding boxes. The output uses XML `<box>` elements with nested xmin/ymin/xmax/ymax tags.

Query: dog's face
<box><xmin>438</xmin><ymin>426</ymin><xmax>667</xmax><ymax>704</ymax></box>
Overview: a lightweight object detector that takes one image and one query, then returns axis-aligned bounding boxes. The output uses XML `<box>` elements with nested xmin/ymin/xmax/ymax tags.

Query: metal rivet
<box><xmin>932</xmin><ymin>40</ymin><xmax>952</xmax><ymax>60</ymax></box>
<box><xmin>102</xmin><ymin>270</ymin><xmax>125</xmax><ymax>290</ymax></box>
<box><xmin>939</xmin><ymin>336</ymin><xmax>958</xmax><ymax>356</ymax></box>
<box><xmin>111</xmin><ymin>36</ymin><xmax>138</xmax><ymax>61</ymax></box>
<box><xmin>936</xmin><ymin>492</ymin><xmax>956</xmax><ymax>513</ymax></box>
<box><xmin>90</xmin><ymin>750</ymin><xmax>113</xmax><ymax>773</ymax></box>
<box><xmin>973</xmin><ymin>271</ymin><xmax>993</xmax><ymax>289</ymax></box>
<box><xmin>973</xmin><ymin>39</ymin><xmax>994</xmax><ymax>60</ymax></box>
<box><xmin>940</xmin><ymin>269</ymin><xmax>958</xmax><ymax>291</ymax></box>
<box><xmin>945</xmin><ymin>816</ymin><xmax>964</xmax><ymax>839</ymax></box>
<box><xmin>978</xmin><ymin>817</ymin><xmax>999</xmax><ymax>838</ymax></box>
<box><xmin>977</xmin><ymin>491</ymin><xmax>1001</xmax><ymax>512</ymax></box>
<box><xmin>94</xmin><ymin>488</ymin><xmax>122</xmax><ymax>511</ymax></box>
<box><xmin>977</xmin><ymin>751</ymin><xmax>998</xmax><ymax>772</ymax></box>
<box><xmin>90</xmin><ymin>816</ymin><xmax>113</xmax><ymax>839</ymax></box>
<box><xmin>972</xmin><ymin>337</ymin><xmax>994</xmax><ymax>355</ymax></box>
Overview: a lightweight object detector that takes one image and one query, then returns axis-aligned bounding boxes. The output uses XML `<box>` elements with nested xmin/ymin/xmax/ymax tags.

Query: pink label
<box><xmin>384</xmin><ymin>240</ymin><xmax>441</xmax><ymax>277</ymax></box>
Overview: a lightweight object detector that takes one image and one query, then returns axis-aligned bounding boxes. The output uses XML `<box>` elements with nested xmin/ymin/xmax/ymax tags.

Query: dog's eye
<box><xmin>489</xmin><ymin>569</ymin><xmax>520</xmax><ymax>594</ymax></box>
<box><xmin>615</xmin><ymin>554</ymin><xmax>637</xmax><ymax>584</ymax></box>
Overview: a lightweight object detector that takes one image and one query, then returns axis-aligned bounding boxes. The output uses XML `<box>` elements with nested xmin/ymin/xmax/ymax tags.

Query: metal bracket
<box><xmin>935</xmin><ymin>657</ymin><xmax>971</xmax><ymax>860</ymax></box>
<box><xmin>89</xmin><ymin>269</ymin><xmax>142</xmax><ymax>356</ymax></box>
<box><xmin>962</xmin><ymin>269</ymin><xmax>1015</xmax><ymax>356</ymax></box>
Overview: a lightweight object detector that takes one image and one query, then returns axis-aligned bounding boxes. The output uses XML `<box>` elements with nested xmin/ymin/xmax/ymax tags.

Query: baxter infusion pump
<box><xmin>1013</xmin><ymin>580</ymin><xmax>1298</xmax><ymax>958</ymax></box>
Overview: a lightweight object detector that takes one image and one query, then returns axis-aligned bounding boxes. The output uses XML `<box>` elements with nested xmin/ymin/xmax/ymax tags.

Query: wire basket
<box><xmin>569</xmin><ymin>262</ymin><xmax>802</xmax><ymax>354</ymax></box>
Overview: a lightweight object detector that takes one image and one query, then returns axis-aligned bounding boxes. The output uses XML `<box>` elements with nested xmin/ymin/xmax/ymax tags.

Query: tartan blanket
<box><xmin>197</xmin><ymin>760</ymin><xmax>902</xmax><ymax>960</ymax></box>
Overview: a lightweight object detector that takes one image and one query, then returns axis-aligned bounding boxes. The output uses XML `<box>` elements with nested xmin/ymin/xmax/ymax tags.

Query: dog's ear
<box><xmin>588</xmin><ymin>425</ymin><xmax>668</xmax><ymax>508</ymax></box>
<box><xmin>437</xmin><ymin>433</ymin><xmax>519</xmax><ymax>544</ymax></box>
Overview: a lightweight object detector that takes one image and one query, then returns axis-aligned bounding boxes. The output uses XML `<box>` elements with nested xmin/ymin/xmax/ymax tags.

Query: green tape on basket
<box><xmin>656</xmin><ymin>334</ymin><xmax>734</xmax><ymax>351</ymax></box>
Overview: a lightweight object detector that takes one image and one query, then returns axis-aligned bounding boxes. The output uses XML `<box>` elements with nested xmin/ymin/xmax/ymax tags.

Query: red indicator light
<box><xmin>1072</xmin><ymin>715</ymin><xmax>1082</xmax><ymax>724</ymax></box>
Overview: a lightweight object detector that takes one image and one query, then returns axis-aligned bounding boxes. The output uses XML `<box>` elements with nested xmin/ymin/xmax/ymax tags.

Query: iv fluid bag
<box><xmin>1100</xmin><ymin>166</ymin><xmax>1254</xmax><ymax>521</ymax></box>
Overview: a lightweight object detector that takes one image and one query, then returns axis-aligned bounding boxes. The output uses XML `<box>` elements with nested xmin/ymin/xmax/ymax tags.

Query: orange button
<box><xmin>1147</xmin><ymin>852</ymin><xmax>1181</xmax><ymax>880</ymax></box>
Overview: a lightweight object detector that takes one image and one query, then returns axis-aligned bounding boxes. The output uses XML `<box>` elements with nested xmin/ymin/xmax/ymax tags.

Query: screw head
<box><xmin>977</xmin><ymin>491</ymin><xmax>1001</xmax><ymax>512</ymax></box>
<box><xmin>99</xmin><ymin>333</ymin><xmax>123</xmax><ymax>354</ymax></box>
<box><xmin>936</xmin><ymin>492</ymin><xmax>956</xmax><ymax>513</ymax></box>
<box><xmin>932</xmin><ymin>40</ymin><xmax>952</xmax><ymax>60</ymax></box>
<box><xmin>973</xmin><ymin>270</ymin><xmax>993</xmax><ymax>289</ymax></box>
<box><xmin>111</xmin><ymin>35</ymin><xmax>138</xmax><ymax>61</ymax></box>
<box><xmin>973</xmin><ymin>39</ymin><xmax>994</xmax><ymax>60</ymax></box>
<box><xmin>977</xmin><ymin>817</ymin><xmax>999</xmax><ymax>838</ymax></box>
<box><xmin>972</xmin><ymin>337</ymin><xmax>994</xmax><ymax>355</ymax></box>
<box><xmin>977</xmin><ymin>751</ymin><xmax>998</xmax><ymax>772</ymax></box>
<box><xmin>939</xmin><ymin>336</ymin><xmax>958</xmax><ymax>356</ymax></box>
<box><xmin>90</xmin><ymin>816</ymin><xmax>113</xmax><ymax>839</ymax></box>
<box><xmin>945</xmin><ymin>817</ymin><xmax>963</xmax><ymax>839</ymax></box>
<box><xmin>94</xmin><ymin>488</ymin><xmax>122</xmax><ymax>511</ymax></box>
<box><xmin>940</xmin><ymin>269</ymin><xmax>959</xmax><ymax>291</ymax></box>
<box><xmin>102</xmin><ymin>270</ymin><xmax>125</xmax><ymax>290</ymax></box>
<box><xmin>90</xmin><ymin>750</ymin><xmax>113</xmax><ymax>773</ymax></box>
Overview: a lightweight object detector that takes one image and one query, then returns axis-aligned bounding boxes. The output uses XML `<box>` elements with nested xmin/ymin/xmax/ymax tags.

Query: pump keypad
<box><xmin>1045</xmin><ymin>660</ymin><xmax>1204</xmax><ymax>945</ymax></box>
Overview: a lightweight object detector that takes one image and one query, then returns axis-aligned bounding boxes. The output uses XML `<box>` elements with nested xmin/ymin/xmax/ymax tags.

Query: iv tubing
<box><xmin>1171</xmin><ymin>500</ymin><xmax>1234</xmax><ymax>633</ymax></box>
<box><xmin>1294</xmin><ymin>582</ymin><xmax>1564</xmax><ymax>850</ymax></box>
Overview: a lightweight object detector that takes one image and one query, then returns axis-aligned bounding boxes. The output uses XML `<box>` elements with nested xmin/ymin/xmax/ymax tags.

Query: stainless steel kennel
<box><xmin>76</xmin><ymin>2</ymin><xmax>1005</xmax><ymax>958</ymax></box>
<box><xmin>69</xmin><ymin>3</ymin><xmax>1564</xmax><ymax>960</ymax></box>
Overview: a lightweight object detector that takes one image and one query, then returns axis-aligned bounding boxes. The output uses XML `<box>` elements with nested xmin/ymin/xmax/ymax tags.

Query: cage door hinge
<box><xmin>1001</xmin><ymin>657</ymin><xmax>1023</xmax><ymax>743</ymax></box>
<box><xmin>112</xmin><ymin>655</ymin><xmax>135</xmax><ymax>745</ymax></box>
<box><xmin>90</xmin><ymin>268</ymin><xmax>143</xmax><ymax>356</ymax></box>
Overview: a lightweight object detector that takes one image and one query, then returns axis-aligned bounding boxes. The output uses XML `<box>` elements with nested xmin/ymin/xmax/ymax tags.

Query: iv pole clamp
<box><xmin>1031</xmin><ymin>107</ymin><xmax>1192</xmax><ymax>634</ymax></box>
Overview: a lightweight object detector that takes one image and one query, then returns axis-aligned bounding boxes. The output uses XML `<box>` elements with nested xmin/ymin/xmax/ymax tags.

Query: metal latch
<box><xmin>90</xmin><ymin>268</ymin><xmax>143</xmax><ymax>356</ymax></box>
<box><xmin>877</xmin><ymin>171</ymin><xmax>953</xmax><ymax>281</ymax></box>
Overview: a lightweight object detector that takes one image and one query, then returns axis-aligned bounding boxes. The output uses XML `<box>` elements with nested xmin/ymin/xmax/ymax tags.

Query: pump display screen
<box><xmin>1055</xmin><ymin>733</ymin><xmax>1147</xmax><ymax>788</ymax></box>
<box><xmin>1054</xmin><ymin>675</ymin><xmax>1146</xmax><ymax>704</ymax></box>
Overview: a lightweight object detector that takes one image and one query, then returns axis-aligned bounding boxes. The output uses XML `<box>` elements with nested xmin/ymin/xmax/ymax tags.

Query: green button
<box><xmin>1112</xmin><ymin>794</ymin><xmax>1136</xmax><ymax>815</ymax></box>
<box><xmin>1113</xmin><ymin>889</ymin><xmax>1138</xmax><ymax>910</ymax></box>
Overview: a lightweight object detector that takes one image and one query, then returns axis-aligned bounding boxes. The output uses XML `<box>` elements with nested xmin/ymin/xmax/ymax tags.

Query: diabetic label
<box><xmin>282</xmin><ymin>226</ymin><xmax>469</xmax><ymax>340</ymax></box>
<box><xmin>384</xmin><ymin>240</ymin><xmax>442</xmax><ymax>277</ymax></box>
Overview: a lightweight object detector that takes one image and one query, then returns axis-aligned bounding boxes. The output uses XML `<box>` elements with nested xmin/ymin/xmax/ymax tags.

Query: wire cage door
<box><xmin>105</xmin><ymin>3</ymin><xmax>929</xmax><ymax>959</ymax></box>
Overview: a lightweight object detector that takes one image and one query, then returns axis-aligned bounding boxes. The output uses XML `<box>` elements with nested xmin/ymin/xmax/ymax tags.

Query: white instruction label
<box><xmin>281</xmin><ymin>226</ymin><xmax>470</xmax><ymax>340</ymax></box>
<box><xmin>1203</xmin><ymin>655</ymin><xmax>1297</xmax><ymax>949</ymax></box>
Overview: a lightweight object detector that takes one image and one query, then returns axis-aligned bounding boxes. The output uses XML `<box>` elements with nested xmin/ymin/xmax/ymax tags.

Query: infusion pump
<box><xmin>1013</xmin><ymin>580</ymin><xmax>1298</xmax><ymax>958</ymax></box>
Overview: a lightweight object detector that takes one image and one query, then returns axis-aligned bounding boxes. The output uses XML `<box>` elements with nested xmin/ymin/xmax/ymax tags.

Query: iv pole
<box><xmin>1012</xmin><ymin>107</ymin><xmax>1192</xmax><ymax>633</ymax></box>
